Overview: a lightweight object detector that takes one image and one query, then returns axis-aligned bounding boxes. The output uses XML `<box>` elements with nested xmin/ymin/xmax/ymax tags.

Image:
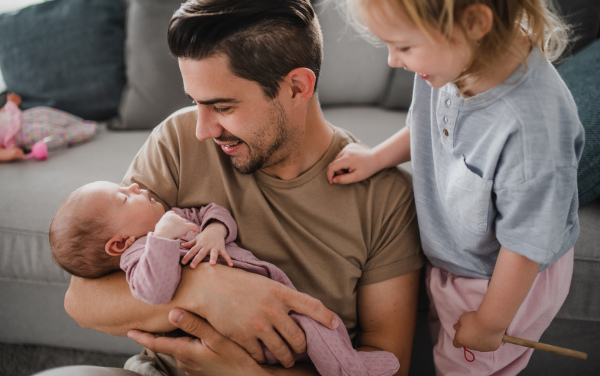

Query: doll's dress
<box><xmin>0</xmin><ymin>101</ymin><xmax>97</xmax><ymax>150</ymax></box>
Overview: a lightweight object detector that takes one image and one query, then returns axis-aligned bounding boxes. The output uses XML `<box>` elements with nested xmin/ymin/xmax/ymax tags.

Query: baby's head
<box><xmin>349</xmin><ymin>0</ymin><xmax>568</xmax><ymax>89</ymax></box>
<box><xmin>49</xmin><ymin>181</ymin><xmax>165</xmax><ymax>278</ymax></box>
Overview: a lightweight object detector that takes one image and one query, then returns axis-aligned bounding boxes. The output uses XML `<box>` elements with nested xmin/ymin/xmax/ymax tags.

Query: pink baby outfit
<box><xmin>0</xmin><ymin>101</ymin><xmax>96</xmax><ymax>150</ymax></box>
<box><xmin>121</xmin><ymin>205</ymin><xmax>400</xmax><ymax>376</ymax></box>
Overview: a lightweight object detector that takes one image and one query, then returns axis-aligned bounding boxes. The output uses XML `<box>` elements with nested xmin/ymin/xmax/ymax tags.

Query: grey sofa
<box><xmin>0</xmin><ymin>0</ymin><xmax>598</xmax><ymax>375</ymax></box>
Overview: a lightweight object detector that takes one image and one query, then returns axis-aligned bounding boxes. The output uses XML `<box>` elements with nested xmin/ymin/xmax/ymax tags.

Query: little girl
<box><xmin>328</xmin><ymin>0</ymin><xmax>584</xmax><ymax>374</ymax></box>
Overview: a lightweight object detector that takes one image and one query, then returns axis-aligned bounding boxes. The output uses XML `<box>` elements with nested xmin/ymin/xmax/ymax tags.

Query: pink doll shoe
<box><xmin>24</xmin><ymin>135</ymin><xmax>66</xmax><ymax>161</ymax></box>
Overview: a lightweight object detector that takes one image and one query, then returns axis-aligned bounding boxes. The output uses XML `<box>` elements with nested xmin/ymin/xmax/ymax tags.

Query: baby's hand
<box><xmin>154</xmin><ymin>211</ymin><xmax>198</xmax><ymax>240</ymax></box>
<box><xmin>326</xmin><ymin>143</ymin><xmax>379</xmax><ymax>185</ymax></box>
<box><xmin>181</xmin><ymin>221</ymin><xmax>233</xmax><ymax>268</ymax></box>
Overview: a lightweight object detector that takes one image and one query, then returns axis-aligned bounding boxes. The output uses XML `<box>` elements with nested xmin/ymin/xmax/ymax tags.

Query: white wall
<box><xmin>0</xmin><ymin>0</ymin><xmax>45</xmax><ymax>13</ymax></box>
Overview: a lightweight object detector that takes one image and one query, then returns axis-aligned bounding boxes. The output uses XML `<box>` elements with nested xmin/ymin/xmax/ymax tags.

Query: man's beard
<box><xmin>228</xmin><ymin>100</ymin><xmax>292</xmax><ymax>174</ymax></box>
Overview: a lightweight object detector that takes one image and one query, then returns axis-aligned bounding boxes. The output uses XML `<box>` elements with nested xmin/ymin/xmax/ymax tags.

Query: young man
<box><xmin>53</xmin><ymin>1</ymin><xmax>424</xmax><ymax>375</ymax></box>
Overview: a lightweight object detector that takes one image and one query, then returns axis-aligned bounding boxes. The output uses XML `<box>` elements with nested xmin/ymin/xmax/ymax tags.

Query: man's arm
<box><xmin>65</xmin><ymin>263</ymin><xmax>337</xmax><ymax>366</ymax></box>
<box><xmin>356</xmin><ymin>270</ymin><xmax>421</xmax><ymax>376</ymax></box>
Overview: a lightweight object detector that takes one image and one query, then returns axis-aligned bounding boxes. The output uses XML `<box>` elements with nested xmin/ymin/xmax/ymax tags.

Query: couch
<box><xmin>0</xmin><ymin>0</ymin><xmax>598</xmax><ymax>375</ymax></box>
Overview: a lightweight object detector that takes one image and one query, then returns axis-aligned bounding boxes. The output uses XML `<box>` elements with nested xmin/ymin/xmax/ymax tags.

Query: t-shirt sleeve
<box><xmin>493</xmin><ymin>93</ymin><xmax>583</xmax><ymax>265</ymax></box>
<box><xmin>122</xmin><ymin>118</ymin><xmax>183</xmax><ymax>209</ymax></box>
<box><xmin>359</xmin><ymin>168</ymin><xmax>425</xmax><ymax>286</ymax></box>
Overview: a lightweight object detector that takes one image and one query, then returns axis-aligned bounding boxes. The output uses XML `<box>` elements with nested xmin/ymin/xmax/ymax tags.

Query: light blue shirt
<box><xmin>407</xmin><ymin>48</ymin><xmax>584</xmax><ymax>279</ymax></box>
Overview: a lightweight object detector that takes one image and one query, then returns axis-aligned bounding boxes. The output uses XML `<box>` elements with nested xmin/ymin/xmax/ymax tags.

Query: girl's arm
<box><xmin>452</xmin><ymin>246</ymin><xmax>540</xmax><ymax>351</ymax></box>
<box><xmin>327</xmin><ymin>127</ymin><xmax>411</xmax><ymax>185</ymax></box>
<box><xmin>372</xmin><ymin>126</ymin><xmax>411</xmax><ymax>169</ymax></box>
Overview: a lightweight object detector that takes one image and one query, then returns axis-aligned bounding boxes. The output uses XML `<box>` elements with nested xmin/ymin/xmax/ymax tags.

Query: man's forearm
<box><xmin>65</xmin><ymin>272</ymin><xmax>176</xmax><ymax>336</ymax></box>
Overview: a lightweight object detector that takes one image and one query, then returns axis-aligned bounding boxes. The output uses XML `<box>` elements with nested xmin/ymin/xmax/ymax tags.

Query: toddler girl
<box><xmin>328</xmin><ymin>0</ymin><xmax>584</xmax><ymax>374</ymax></box>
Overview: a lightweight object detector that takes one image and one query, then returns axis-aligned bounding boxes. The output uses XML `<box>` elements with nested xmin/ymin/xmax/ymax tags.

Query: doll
<box><xmin>0</xmin><ymin>93</ymin><xmax>97</xmax><ymax>162</ymax></box>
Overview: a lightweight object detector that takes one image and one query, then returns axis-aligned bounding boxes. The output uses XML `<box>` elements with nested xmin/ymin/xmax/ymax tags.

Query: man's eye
<box><xmin>214</xmin><ymin>107</ymin><xmax>230</xmax><ymax>114</ymax></box>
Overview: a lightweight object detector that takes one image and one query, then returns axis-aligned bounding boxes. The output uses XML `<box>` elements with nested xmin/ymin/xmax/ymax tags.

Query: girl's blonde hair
<box><xmin>346</xmin><ymin>0</ymin><xmax>569</xmax><ymax>88</ymax></box>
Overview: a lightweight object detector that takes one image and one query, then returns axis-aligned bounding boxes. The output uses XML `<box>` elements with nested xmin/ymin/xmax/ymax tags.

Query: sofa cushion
<box><xmin>114</xmin><ymin>0</ymin><xmax>190</xmax><ymax>130</ymax></box>
<box><xmin>114</xmin><ymin>0</ymin><xmax>395</xmax><ymax>130</ymax></box>
<box><xmin>0</xmin><ymin>125</ymin><xmax>151</xmax><ymax>284</ymax></box>
<box><xmin>0</xmin><ymin>0</ymin><xmax>125</xmax><ymax>121</ymax></box>
<box><xmin>557</xmin><ymin>39</ymin><xmax>600</xmax><ymax>205</ymax></box>
<box><xmin>558</xmin><ymin>198</ymin><xmax>600</xmax><ymax>322</ymax></box>
<box><xmin>555</xmin><ymin>0</ymin><xmax>600</xmax><ymax>60</ymax></box>
<box><xmin>315</xmin><ymin>1</ymin><xmax>391</xmax><ymax>106</ymax></box>
<box><xmin>379</xmin><ymin>68</ymin><xmax>414</xmax><ymax>110</ymax></box>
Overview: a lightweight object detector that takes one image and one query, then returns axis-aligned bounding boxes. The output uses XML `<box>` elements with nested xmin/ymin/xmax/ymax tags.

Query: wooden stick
<box><xmin>502</xmin><ymin>335</ymin><xmax>587</xmax><ymax>360</ymax></box>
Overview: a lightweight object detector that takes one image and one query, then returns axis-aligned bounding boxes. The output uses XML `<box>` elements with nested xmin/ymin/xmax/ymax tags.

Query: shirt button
<box><xmin>446</xmin><ymin>99</ymin><xmax>452</xmax><ymax>107</ymax></box>
<box><xmin>443</xmin><ymin>129</ymin><xmax>449</xmax><ymax>136</ymax></box>
<box><xmin>443</xmin><ymin>116</ymin><xmax>448</xmax><ymax>123</ymax></box>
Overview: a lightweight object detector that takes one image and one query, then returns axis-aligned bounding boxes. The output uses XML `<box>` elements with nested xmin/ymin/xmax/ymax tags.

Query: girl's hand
<box><xmin>452</xmin><ymin>311</ymin><xmax>504</xmax><ymax>352</ymax></box>
<box><xmin>154</xmin><ymin>211</ymin><xmax>198</xmax><ymax>240</ymax></box>
<box><xmin>181</xmin><ymin>222</ymin><xmax>233</xmax><ymax>268</ymax></box>
<box><xmin>326</xmin><ymin>143</ymin><xmax>380</xmax><ymax>185</ymax></box>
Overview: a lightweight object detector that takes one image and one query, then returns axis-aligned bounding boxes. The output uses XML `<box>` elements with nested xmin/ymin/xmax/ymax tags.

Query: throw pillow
<box><xmin>114</xmin><ymin>0</ymin><xmax>190</xmax><ymax>130</ymax></box>
<box><xmin>379</xmin><ymin>68</ymin><xmax>414</xmax><ymax>110</ymax></box>
<box><xmin>558</xmin><ymin>38</ymin><xmax>600</xmax><ymax>205</ymax></box>
<box><xmin>0</xmin><ymin>0</ymin><xmax>125</xmax><ymax>121</ymax></box>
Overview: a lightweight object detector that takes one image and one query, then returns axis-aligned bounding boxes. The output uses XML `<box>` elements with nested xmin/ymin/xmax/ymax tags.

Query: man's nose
<box><xmin>195</xmin><ymin>107</ymin><xmax>223</xmax><ymax>141</ymax></box>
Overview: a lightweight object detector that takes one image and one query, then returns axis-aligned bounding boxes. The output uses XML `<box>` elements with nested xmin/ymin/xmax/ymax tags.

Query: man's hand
<box><xmin>175</xmin><ymin>264</ymin><xmax>338</xmax><ymax>367</ymax></box>
<box><xmin>128</xmin><ymin>309</ymin><xmax>265</xmax><ymax>376</ymax></box>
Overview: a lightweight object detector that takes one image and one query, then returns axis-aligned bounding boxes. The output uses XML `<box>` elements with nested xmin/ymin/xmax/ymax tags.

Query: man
<box><xmin>48</xmin><ymin>0</ymin><xmax>424</xmax><ymax>375</ymax></box>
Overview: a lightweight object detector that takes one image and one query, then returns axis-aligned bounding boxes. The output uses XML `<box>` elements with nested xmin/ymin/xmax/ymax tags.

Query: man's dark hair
<box><xmin>168</xmin><ymin>0</ymin><xmax>323</xmax><ymax>99</ymax></box>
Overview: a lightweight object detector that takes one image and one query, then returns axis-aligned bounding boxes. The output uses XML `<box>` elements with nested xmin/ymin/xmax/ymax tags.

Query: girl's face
<box><xmin>361</xmin><ymin>2</ymin><xmax>473</xmax><ymax>88</ymax></box>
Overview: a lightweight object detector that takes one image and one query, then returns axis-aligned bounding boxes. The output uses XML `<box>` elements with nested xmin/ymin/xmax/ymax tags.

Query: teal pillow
<box><xmin>0</xmin><ymin>0</ymin><xmax>125</xmax><ymax>121</ymax></box>
<box><xmin>558</xmin><ymin>39</ymin><xmax>600</xmax><ymax>205</ymax></box>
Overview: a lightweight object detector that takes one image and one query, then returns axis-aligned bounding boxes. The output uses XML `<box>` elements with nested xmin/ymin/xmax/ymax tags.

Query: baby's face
<box><xmin>80</xmin><ymin>181</ymin><xmax>165</xmax><ymax>238</ymax></box>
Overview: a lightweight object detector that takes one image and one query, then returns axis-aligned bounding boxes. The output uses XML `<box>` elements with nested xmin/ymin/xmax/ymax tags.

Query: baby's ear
<box><xmin>105</xmin><ymin>235</ymin><xmax>136</xmax><ymax>256</ymax></box>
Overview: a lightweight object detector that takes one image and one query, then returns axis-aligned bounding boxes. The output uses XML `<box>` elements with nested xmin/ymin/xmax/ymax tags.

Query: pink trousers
<box><xmin>426</xmin><ymin>248</ymin><xmax>574</xmax><ymax>376</ymax></box>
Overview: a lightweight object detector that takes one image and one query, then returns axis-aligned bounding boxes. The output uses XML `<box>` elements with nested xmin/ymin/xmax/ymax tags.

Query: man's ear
<box><xmin>105</xmin><ymin>235</ymin><xmax>136</xmax><ymax>256</ymax></box>
<box><xmin>284</xmin><ymin>67</ymin><xmax>316</xmax><ymax>106</ymax></box>
<box><xmin>461</xmin><ymin>4</ymin><xmax>493</xmax><ymax>41</ymax></box>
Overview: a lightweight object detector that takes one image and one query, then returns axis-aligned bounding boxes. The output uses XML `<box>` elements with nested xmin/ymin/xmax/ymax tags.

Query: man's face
<box><xmin>179</xmin><ymin>55</ymin><xmax>299</xmax><ymax>174</ymax></box>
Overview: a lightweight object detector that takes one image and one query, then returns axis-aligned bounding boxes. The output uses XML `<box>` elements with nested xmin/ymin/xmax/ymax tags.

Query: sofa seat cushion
<box><xmin>0</xmin><ymin>125</ymin><xmax>151</xmax><ymax>283</ymax></box>
<box><xmin>557</xmin><ymin>198</ymin><xmax>600</xmax><ymax>322</ymax></box>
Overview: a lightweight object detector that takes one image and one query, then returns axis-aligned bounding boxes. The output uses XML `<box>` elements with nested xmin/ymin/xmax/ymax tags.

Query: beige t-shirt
<box><xmin>123</xmin><ymin>106</ymin><xmax>424</xmax><ymax>339</ymax></box>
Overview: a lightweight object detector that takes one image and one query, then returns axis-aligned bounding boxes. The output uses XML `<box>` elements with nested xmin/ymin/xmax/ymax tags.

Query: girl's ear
<box><xmin>283</xmin><ymin>67</ymin><xmax>316</xmax><ymax>107</ymax></box>
<box><xmin>105</xmin><ymin>235</ymin><xmax>136</xmax><ymax>256</ymax></box>
<box><xmin>461</xmin><ymin>4</ymin><xmax>493</xmax><ymax>41</ymax></box>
